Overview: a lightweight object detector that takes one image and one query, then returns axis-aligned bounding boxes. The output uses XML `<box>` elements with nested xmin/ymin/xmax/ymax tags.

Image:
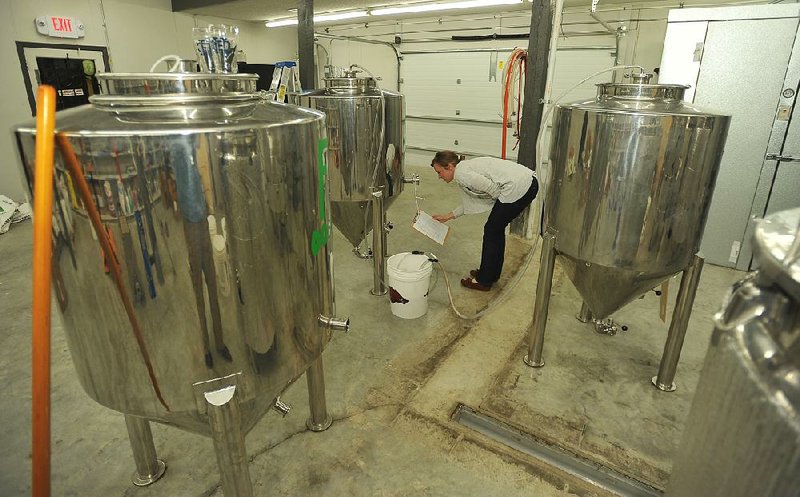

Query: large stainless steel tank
<box><xmin>667</xmin><ymin>208</ymin><xmax>800</xmax><ymax>497</ymax></box>
<box><xmin>16</xmin><ymin>72</ymin><xmax>347</xmax><ymax>495</ymax></box>
<box><xmin>294</xmin><ymin>71</ymin><xmax>406</xmax><ymax>248</ymax></box>
<box><xmin>525</xmin><ymin>76</ymin><xmax>731</xmax><ymax>390</ymax></box>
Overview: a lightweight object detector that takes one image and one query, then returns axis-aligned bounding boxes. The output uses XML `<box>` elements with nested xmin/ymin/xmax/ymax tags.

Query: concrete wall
<box><xmin>0</xmin><ymin>0</ymin><xmax>297</xmax><ymax>201</ymax></box>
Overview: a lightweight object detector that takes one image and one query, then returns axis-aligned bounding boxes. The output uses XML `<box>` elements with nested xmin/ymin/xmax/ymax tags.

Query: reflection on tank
<box><xmin>16</xmin><ymin>70</ymin><xmax>348</xmax><ymax>496</ymax></box>
<box><xmin>524</xmin><ymin>74</ymin><xmax>731</xmax><ymax>391</ymax></box>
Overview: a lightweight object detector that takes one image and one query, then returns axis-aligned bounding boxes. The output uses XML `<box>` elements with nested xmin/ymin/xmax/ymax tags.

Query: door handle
<box><xmin>766</xmin><ymin>153</ymin><xmax>799</xmax><ymax>162</ymax></box>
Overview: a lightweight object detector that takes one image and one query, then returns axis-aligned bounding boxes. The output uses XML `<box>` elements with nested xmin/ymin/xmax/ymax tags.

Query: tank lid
<box><xmin>323</xmin><ymin>75</ymin><xmax>377</xmax><ymax>92</ymax></box>
<box><xmin>97</xmin><ymin>72</ymin><xmax>258</xmax><ymax>96</ymax></box>
<box><xmin>90</xmin><ymin>72</ymin><xmax>265</xmax><ymax>121</ymax></box>
<box><xmin>597</xmin><ymin>83</ymin><xmax>689</xmax><ymax>101</ymax></box>
<box><xmin>754</xmin><ymin>208</ymin><xmax>800</xmax><ymax>302</ymax></box>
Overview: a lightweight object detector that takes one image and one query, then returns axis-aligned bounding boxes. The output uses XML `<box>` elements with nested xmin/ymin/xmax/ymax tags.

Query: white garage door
<box><xmin>401</xmin><ymin>48</ymin><xmax>615</xmax><ymax>167</ymax></box>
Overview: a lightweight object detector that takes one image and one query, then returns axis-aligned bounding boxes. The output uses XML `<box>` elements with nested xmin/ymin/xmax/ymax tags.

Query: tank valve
<box><xmin>273</xmin><ymin>397</ymin><xmax>291</xmax><ymax>417</ymax></box>
<box><xmin>384</xmin><ymin>221</ymin><xmax>394</xmax><ymax>232</ymax></box>
<box><xmin>594</xmin><ymin>319</ymin><xmax>620</xmax><ymax>336</ymax></box>
<box><xmin>403</xmin><ymin>174</ymin><xmax>421</xmax><ymax>185</ymax></box>
<box><xmin>318</xmin><ymin>315</ymin><xmax>350</xmax><ymax>333</ymax></box>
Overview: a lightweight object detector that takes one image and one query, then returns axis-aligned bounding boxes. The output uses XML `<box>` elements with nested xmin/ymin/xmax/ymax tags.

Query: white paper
<box><xmin>413</xmin><ymin>210</ymin><xmax>450</xmax><ymax>246</ymax></box>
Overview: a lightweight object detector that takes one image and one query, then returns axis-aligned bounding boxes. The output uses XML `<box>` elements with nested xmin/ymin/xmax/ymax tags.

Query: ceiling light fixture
<box><xmin>370</xmin><ymin>0</ymin><xmax>523</xmax><ymax>16</ymax></box>
<box><xmin>265</xmin><ymin>9</ymin><xmax>369</xmax><ymax>28</ymax></box>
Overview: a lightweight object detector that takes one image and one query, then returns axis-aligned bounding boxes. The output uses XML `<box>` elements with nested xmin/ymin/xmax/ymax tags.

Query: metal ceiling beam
<box><xmin>510</xmin><ymin>0</ymin><xmax>556</xmax><ymax>237</ymax></box>
<box><xmin>171</xmin><ymin>0</ymin><xmax>241</xmax><ymax>12</ymax></box>
<box><xmin>298</xmin><ymin>0</ymin><xmax>316</xmax><ymax>90</ymax></box>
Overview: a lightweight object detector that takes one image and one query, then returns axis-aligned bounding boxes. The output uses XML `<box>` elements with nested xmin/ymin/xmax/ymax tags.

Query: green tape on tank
<box><xmin>311</xmin><ymin>137</ymin><xmax>329</xmax><ymax>257</ymax></box>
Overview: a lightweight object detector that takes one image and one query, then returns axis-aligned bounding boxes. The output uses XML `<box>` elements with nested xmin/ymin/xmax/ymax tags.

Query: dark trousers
<box><xmin>477</xmin><ymin>178</ymin><xmax>539</xmax><ymax>286</ymax></box>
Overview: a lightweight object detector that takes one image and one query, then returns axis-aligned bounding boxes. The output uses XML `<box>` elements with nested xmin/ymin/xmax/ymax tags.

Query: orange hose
<box><xmin>32</xmin><ymin>84</ymin><xmax>56</xmax><ymax>497</ymax></box>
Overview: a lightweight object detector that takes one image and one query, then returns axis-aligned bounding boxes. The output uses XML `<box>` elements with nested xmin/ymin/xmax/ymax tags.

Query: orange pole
<box><xmin>32</xmin><ymin>85</ymin><xmax>56</xmax><ymax>497</ymax></box>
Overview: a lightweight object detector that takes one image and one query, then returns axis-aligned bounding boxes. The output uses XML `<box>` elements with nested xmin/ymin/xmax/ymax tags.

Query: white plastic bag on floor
<box><xmin>0</xmin><ymin>195</ymin><xmax>31</xmax><ymax>234</ymax></box>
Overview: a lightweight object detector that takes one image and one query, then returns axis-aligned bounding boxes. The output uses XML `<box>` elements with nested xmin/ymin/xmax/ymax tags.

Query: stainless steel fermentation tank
<box><xmin>16</xmin><ymin>72</ymin><xmax>348</xmax><ymax>496</ymax></box>
<box><xmin>525</xmin><ymin>76</ymin><xmax>731</xmax><ymax>390</ymax></box>
<box><xmin>293</xmin><ymin>69</ymin><xmax>416</xmax><ymax>295</ymax></box>
<box><xmin>666</xmin><ymin>208</ymin><xmax>800</xmax><ymax>497</ymax></box>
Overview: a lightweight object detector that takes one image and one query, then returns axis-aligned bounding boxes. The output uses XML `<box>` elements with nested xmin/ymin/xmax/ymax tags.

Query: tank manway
<box><xmin>451</xmin><ymin>404</ymin><xmax>662</xmax><ymax>497</ymax></box>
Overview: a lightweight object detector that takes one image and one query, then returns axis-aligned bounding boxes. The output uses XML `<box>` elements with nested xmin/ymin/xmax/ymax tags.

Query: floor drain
<box><xmin>452</xmin><ymin>404</ymin><xmax>662</xmax><ymax>497</ymax></box>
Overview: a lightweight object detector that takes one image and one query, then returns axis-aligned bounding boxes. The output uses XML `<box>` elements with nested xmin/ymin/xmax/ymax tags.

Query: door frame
<box><xmin>16</xmin><ymin>41</ymin><xmax>110</xmax><ymax>116</ymax></box>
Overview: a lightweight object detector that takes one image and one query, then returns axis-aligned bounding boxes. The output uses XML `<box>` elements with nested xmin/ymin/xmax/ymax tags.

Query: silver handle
<box><xmin>766</xmin><ymin>153</ymin><xmax>799</xmax><ymax>162</ymax></box>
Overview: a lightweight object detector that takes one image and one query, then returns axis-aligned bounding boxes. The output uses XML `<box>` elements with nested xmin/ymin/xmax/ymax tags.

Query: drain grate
<box><xmin>452</xmin><ymin>404</ymin><xmax>662</xmax><ymax>497</ymax></box>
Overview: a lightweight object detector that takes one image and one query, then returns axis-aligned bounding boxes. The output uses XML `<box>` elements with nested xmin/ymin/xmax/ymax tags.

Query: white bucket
<box><xmin>387</xmin><ymin>252</ymin><xmax>433</xmax><ymax>319</ymax></box>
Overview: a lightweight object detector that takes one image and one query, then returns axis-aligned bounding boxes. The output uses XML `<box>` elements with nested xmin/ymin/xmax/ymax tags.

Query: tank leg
<box><xmin>306</xmin><ymin>356</ymin><xmax>333</xmax><ymax>432</ymax></box>
<box><xmin>204</xmin><ymin>385</ymin><xmax>254</xmax><ymax>497</ymax></box>
<box><xmin>525</xmin><ymin>230</ymin><xmax>557</xmax><ymax>368</ymax></box>
<box><xmin>577</xmin><ymin>301</ymin><xmax>593</xmax><ymax>323</ymax></box>
<box><xmin>370</xmin><ymin>187</ymin><xmax>387</xmax><ymax>296</ymax></box>
<box><xmin>652</xmin><ymin>254</ymin><xmax>705</xmax><ymax>392</ymax></box>
<box><xmin>124</xmin><ymin>415</ymin><xmax>166</xmax><ymax>487</ymax></box>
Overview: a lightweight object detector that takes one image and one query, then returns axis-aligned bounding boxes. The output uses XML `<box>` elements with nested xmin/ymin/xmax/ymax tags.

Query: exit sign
<box><xmin>35</xmin><ymin>16</ymin><xmax>85</xmax><ymax>39</ymax></box>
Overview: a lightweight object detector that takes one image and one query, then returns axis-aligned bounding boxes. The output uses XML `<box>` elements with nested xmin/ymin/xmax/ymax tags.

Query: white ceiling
<box><xmin>172</xmin><ymin>0</ymin><xmax>745</xmax><ymax>23</ymax></box>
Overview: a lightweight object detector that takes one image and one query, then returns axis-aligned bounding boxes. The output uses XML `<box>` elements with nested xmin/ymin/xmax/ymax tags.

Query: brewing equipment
<box><xmin>525</xmin><ymin>75</ymin><xmax>731</xmax><ymax>390</ymax></box>
<box><xmin>666</xmin><ymin>208</ymin><xmax>800</xmax><ymax>496</ymax></box>
<box><xmin>293</xmin><ymin>67</ymin><xmax>418</xmax><ymax>295</ymax></box>
<box><xmin>16</xmin><ymin>71</ymin><xmax>348</xmax><ymax>496</ymax></box>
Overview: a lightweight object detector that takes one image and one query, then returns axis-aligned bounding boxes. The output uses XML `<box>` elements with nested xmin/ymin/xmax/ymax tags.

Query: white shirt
<box><xmin>451</xmin><ymin>157</ymin><xmax>535</xmax><ymax>218</ymax></box>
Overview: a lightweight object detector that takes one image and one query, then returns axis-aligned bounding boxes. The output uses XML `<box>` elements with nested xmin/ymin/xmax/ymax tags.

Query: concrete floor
<box><xmin>0</xmin><ymin>163</ymin><xmax>744</xmax><ymax>496</ymax></box>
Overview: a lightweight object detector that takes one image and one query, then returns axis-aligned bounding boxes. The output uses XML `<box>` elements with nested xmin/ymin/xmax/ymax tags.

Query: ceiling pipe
<box><xmin>313</xmin><ymin>32</ymin><xmax>402</xmax><ymax>91</ymax></box>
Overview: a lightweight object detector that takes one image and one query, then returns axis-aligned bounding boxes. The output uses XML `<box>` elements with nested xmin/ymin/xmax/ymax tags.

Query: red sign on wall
<box><xmin>35</xmin><ymin>16</ymin><xmax>85</xmax><ymax>39</ymax></box>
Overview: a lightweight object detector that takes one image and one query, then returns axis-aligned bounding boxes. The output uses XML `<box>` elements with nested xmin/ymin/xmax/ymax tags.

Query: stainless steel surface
<box><xmin>453</xmin><ymin>404</ymin><xmax>661</xmax><ymax>497</ymax></box>
<box><xmin>752</xmin><ymin>208</ymin><xmax>800</xmax><ymax>301</ymax></box>
<box><xmin>15</xmin><ymin>72</ymin><xmax>336</xmax><ymax>437</ymax></box>
<box><xmin>547</xmin><ymin>81</ymin><xmax>730</xmax><ymax>318</ymax></box>
<box><xmin>652</xmin><ymin>254</ymin><xmax>704</xmax><ymax>392</ymax></box>
<box><xmin>89</xmin><ymin>92</ymin><xmax>263</xmax><ymax>122</ymax></box>
<box><xmin>272</xmin><ymin>397</ymin><xmax>291</xmax><ymax>417</ymax></box>
<box><xmin>125</xmin><ymin>415</ymin><xmax>166</xmax><ymax>486</ymax></box>
<box><xmin>166</xmin><ymin>59</ymin><xmax>198</xmax><ymax>73</ymax></box>
<box><xmin>97</xmin><ymin>72</ymin><xmax>258</xmax><ymax>95</ymax></box>
<box><xmin>305</xmin><ymin>356</ymin><xmax>333</xmax><ymax>432</ymax></box>
<box><xmin>203</xmin><ymin>383</ymin><xmax>253</xmax><ymax>497</ymax></box>
<box><xmin>370</xmin><ymin>188</ymin><xmax>388</xmax><ymax>296</ymax></box>
<box><xmin>293</xmin><ymin>73</ymin><xmax>405</xmax><ymax>248</ymax></box>
<box><xmin>577</xmin><ymin>302</ymin><xmax>593</xmax><ymax>323</ymax></box>
<box><xmin>524</xmin><ymin>230</ymin><xmax>557</xmax><ymax>368</ymax></box>
<box><xmin>666</xmin><ymin>210</ymin><xmax>800</xmax><ymax>496</ymax></box>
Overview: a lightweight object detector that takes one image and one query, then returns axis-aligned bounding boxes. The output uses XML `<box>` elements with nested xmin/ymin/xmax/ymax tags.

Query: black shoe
<box><xmin>218</xmin><ymin>346</ymin><xmax>233</xmax><ymax>362</ymax></box>
<box><xmin>204</xmin><ymin>352</ymin><xmax>213</xmax><ymax>368</ymax></box>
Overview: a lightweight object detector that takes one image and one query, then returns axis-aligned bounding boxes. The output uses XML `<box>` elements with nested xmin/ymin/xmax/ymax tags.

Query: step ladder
<box><xmin>269</xmin><ymin>61</ymin><xmax>302</xmax><ymax>102</ymax></box>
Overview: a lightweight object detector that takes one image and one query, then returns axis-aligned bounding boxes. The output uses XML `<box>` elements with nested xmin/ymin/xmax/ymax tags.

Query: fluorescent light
<box><xmin>266</xmin><ymin>19</ymin><xmax>298</xmax><ymax>27</ymax></box>
<box><xmin>371</xmin><ymin>0</ymin><xmax>522</xmax><ymax>16</ymax></box>
<box><xmin>315</xmin><ymin>10</ymin><xmax>368</xmax><ymax>22</ymax></box>
<box><xmin>265</xmin><ymin>10</ymin><xmax>368</xmax><ymax>27</ymax></box>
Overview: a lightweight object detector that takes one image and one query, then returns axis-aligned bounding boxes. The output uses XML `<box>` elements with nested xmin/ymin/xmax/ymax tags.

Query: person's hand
<box><xmin>432</xmin><ymin>213</ymin><xmax>454</xmax><ymax>223</ymax></box>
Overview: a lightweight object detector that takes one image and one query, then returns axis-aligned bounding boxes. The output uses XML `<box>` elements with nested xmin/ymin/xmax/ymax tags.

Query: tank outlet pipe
<box><xmin>272</xmin><ymin>397</ymin><xmax>292</xmax><ymax>417</ymax></box>
<box><xmin>32</xmin><ymin>84</ymin><xmax>56</xmax><ymax>497</ymax></box>
<box><xmin>403</xmin><ymin>174</ymin><xmax>421</xmax><ymax>185</ymax></box>
<box><xmin>371</xmin><ymin>187</ymin><xmax>388</xmax><ymax>296</ymax></box>
<box><xmin>318</xmin><ymin>315</ymin><xmax>351</xmax><ymax>333</ymax></box>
